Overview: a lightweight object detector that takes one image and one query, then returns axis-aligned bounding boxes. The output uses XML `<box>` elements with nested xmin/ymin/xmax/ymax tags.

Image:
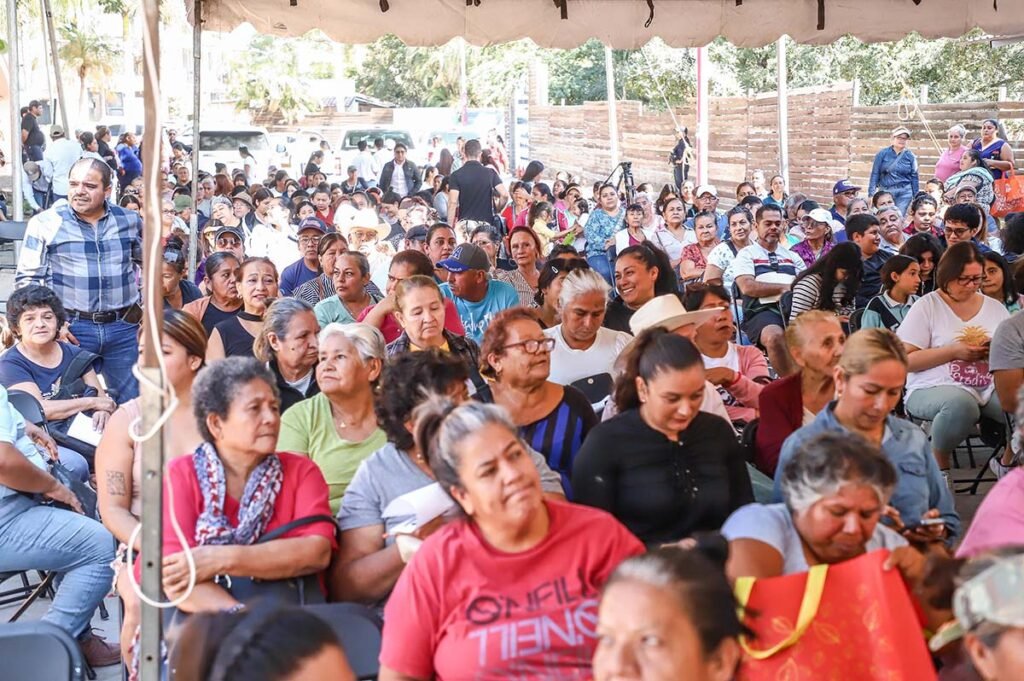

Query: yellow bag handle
<box><xmin>733</xmin><ymin>563</ymin><xmax>828</xmax><ymax>660</ymax></box>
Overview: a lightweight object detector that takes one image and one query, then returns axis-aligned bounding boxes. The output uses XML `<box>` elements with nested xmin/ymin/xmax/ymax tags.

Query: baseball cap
<box><xmin>806</xmin><ymin>208</ymin><xmax>834</xmax><ymax>224</ymax></box>
<box><xmin>406</xmin><ymin>225</ymin><xmax>429</xmax><ymax>242</ymax></box>
<box><xmin>954</xmin><ymin>181</ymin><xmax>979</xmax><ymax>196</ymax></box>
<box><xmin>297</xmin><ymin>216</ymin><xmax>327</xmax><ymax>234</ymax></box>
<box><xmin>437</xmin><ymin>243</ymin><xmax>490</xmax><ymax>273</ymax></box>
<box><xmin>50</xmin><ymin>124</ymin><xmax>65</xmax><ymax>138</ymax></box>
<box><xmin>930</xmin><ymin>553</ymin><xmax>1024</xmax><ymax>652</ymax></box>
<box><xmin>231</xmin><ymin>192</ymin><xmax>254</xmax><ymax>208</ymax></box>
<box><xmin>173</xmin><ymin>195</ymin><xmax>193</xmax><ymax>212</ymax></box>
<box><xmin>214</xmin><ymin>225</ymin><xmax>245</xmax><ymax>243</ymax></box>
<box><xmin>695</xmin><ymin>184</ymin><xmax>718</xmax><ymax>198</ymax></box>
<box><xmin>833</xmin><ymin>179</ymin><xmax>862</xmax><ymax>195</ymax></box>
<box><xmin>210</xmin><ymin>196</ymin><xmax>232</xmax><ymax>211</ymax></box>
<box><xmin>892</xmin><ymin>126</ymin><xmax>912</xmax><ymax>138</ymax></box>
<box><xmin>347</xmin><ymin>165</ymin><xmax>358</xmax><ymax>173</ymax></box>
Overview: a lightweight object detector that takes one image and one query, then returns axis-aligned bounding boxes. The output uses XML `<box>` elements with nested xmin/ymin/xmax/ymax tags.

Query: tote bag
<box><xmin>992</xmin><ymin>169</ymin><xmax>1024</xmax><ymax>218</ymax></box>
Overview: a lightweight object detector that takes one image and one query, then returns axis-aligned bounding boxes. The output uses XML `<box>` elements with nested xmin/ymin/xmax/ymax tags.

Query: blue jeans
<box><xmin>906</xmin><ymin>386</ymin><xmax>1003</xmax><ymax>455</ymax></box>
<box><xmin>587</xmin><ymin>252</ymin><xmax>613</xmax><ymax>285</ymax></box>
<box><xmin>57</xmin><ymin>447</ymin><xmax>90</xmax><ymax>482</ymax></box>
<box><xmin>70</xmin><ymin>318</ymin><xmax>140</xmax><ymax>402</ymax></box>
<box><xmin>887</xmin><ymin>187</ymin><xmax>913</xmax><ymax>217</ymax></box>
<box><xmin>0</xmin><ymin>495</ymin><xmax>114</xmax><ymax>638</ymax></box>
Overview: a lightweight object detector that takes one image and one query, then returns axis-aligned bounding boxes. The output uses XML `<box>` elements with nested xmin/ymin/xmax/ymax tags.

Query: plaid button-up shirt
<box><xmin>15</xmin><ymin>199</ymin><xmax>142</xmax><ymax>313</ymax></box>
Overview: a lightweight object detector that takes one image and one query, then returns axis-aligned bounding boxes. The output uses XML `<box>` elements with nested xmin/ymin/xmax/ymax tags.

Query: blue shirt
<box><xmin>280</xmin><ymin>259</ymin><xmax>319</xmax><ymax>297</ymax></box>
<box><xmin>0</xmin><ymin>385</ymin><xmax>48</xmax><ymax>504</ymax></box>
<box><xmin>583</xmin><ymin>208</ymin><xmax>623</xmax><ymax>257</ymax></box>
<box><xmin>772</xmin><ymin>403</ymin><xmax>961</xmax><ymax>542</ymax></box>
<box><xmin>16</xmin><ymin>199</ymin><xmax>142</xmax><ymax>312</ymax></box>
<box><xmin>869</xmin><ymin>146</ymin><xmax>920</xmax><ymax>196</ymax></box>
<box><xmin>440</xmin><ymin>279</ymin><xmax>520</xmax><ymax>344</ymax></box>
<box><xmin>685</xmin><ymin>211</ymin><xmax>731</xmax><ymax>240</ymax></box>
<box><xmin>0</xmin><ymin>342</ymin><xmax>90</xmax><ymax>398</ymax></box>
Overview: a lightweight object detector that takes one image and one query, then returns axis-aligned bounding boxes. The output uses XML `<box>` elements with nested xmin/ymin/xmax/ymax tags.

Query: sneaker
<box><xmin>78</xmin><ymin>629</ymin><xmax>121</xmax><ymax>667</ymax></box>
<box><xmin>989</xmin><ymin>456</ymin><xmax>1016</xmax><ymax>480</ymax></box>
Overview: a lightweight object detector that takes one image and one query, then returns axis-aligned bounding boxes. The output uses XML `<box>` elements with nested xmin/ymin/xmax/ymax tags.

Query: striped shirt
<box><xmin>731</xmin><ymin>241</ymin><xmax>805</xmax><ymax>316</ymax></box>
<box><xmin>16</xmin><ymin>199</ymin><xmax>141</xmax><ymax>312</ymax></box>
<box><xmin>519</xmin><ymin>386</ymin><xmax>598</xmax><ymax>498</ymax></box>
<box><xmin>789</xmin><ymin>273</ymin><xmax>853</xmax><ymax>322</ymax></box>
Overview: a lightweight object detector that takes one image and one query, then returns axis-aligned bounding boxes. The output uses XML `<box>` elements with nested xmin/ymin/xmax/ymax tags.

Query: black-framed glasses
<box><xmin>767</xmin><ymin>251</ymin><xmax>780</xmax><ymax>272</ymax></box>
<box><xmin>956</xmin><ymin>275</ymin><xmax>984</xmax><ymax>287</ymax></box>
<box><xmin>502</xmin><ymin>337</ymin><xmax>556</xmax><ymax>355</ymax></box>
<box><xmin>298</xmin><ymin>235</ymin><xmax>322</xmax><ymax>245</ymax></box>
<box><xmin>944</xmin><ymin>226</ymin><xmax>972</xmax><ymax>239</ymax></box>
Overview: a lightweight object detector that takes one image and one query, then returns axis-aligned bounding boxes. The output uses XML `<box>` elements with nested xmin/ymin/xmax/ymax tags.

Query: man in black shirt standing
<box><xmin>21</xmin><ymin>100</ymin><xmax>46</xmax><ymax>161</ymax></box>
<box><xmin>448</xmin><ymin>138</ymin><xmax>508</xmax><ymax>232</ymax></box>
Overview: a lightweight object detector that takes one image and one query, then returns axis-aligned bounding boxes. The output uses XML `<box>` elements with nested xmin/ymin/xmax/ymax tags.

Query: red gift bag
<box><xmin>992</xmin><ymin>168</ymin><xmax>1024</xmax><ymax>218</ymax></box>
<box><xmin>734</xmin><ymin>550</ymin><xmax>937</xmax><ymax>681</ymax></box>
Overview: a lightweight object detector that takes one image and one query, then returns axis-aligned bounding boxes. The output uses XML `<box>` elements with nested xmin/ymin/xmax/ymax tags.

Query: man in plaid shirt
<box><xmin>16</xmin><ymin>158</ymin><xmax>143</xmax><ymax>401</ymax></box>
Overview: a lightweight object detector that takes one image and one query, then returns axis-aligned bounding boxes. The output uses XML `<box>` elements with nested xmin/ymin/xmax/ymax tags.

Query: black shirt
<box><xmin>213</xmin><ymin>316</ymin><xmax>256</xmax><ymax>358</ymax></box>
<box><xmin>602</xmin><ymin>296</ymin><xmax>634</xmax><ymax>333</ymax></box>
<box><xmin>21</xmin><ymin>113</ymin><xmax>44</xmax><ymax>147</ymax></box>
<box><xmin>201</xmin><ymin>302</ymin><xmax>240</xmax><ymax>337</ymax></box>
<box><xmin>572</xmin><ymin>409</ymin><xmax>754</xmax><ymax>545</ymax></box>
<box><xmin>855</xmin><ymin>250</ymin><xmax>893</xmax><ymax>309</ymax></box>
<box><xmin>449</xmin><ymin>160</ymin><xmax>501</xmax><ymax>223</ymax></box>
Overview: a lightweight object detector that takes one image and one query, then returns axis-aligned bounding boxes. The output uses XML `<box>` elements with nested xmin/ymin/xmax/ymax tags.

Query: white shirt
<box><xmin>372</xmin><ymin>150</ymin><xmax>389</xmax><ymax>181</ymax></box>
<box><xmin>246</xmin><ymin>223</ymin><xmax>298</xmax><ymax>274</ymax></box>
<box><xmin>41</xmin><ymin>138</ymin><xmax>83</xmax><ymax>197</ymax></box>
<box><xmin>390</xmin><ymin>161</ymin><xmax>409</xmax><ymax>196</ymax></box>
<box><xmin>897</xmin><ymin>291</ymin><xmax>1009</xmax><ymax>404</ymax></box>
<box><xmin>354</xmin><ymin>150</ymin><xmax>376</xmax><ymax>182</ymax></box>
<box><xmin>545</xmin><ymin>325</ymin><xmax>632</xmax><ymax>411</ymax></box>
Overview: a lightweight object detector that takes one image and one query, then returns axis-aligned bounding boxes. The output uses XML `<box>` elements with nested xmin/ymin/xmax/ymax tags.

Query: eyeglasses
<box><xmin>549</xmin><ymin>258</ymin><xmax>590</xmax><ymax>275</ymax></box>
<box><xmin>298</xmin><ymin>235</ymin><xmax>322</xmax><ymax>245</ymax></box>
<box><xmin>956</xmin><ymin>275</ymin><xmax>984</xmax><ymax>287</ymax></box>
<box><xmin>501</xmin><ymin>337</ymin><xmax>556</xmax><ymax>354</ymax></box>
<box><xmin>216</xmin><ymin>237</ymin><xmax>241</xmax><ymax>248</ymax></box>
<box><xmin>161</xmin><ymin>208</ymin><xmax>176</xmax><ymax>215</ymax></box>
<box><xmin>944</xmin><ymin>226</ymin><xmax>972</xmax><ymax>239</ymax></box>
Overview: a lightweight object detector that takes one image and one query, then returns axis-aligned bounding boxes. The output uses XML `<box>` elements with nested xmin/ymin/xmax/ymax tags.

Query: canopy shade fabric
<box><xmin>194</xmin><ymin>0</ymin><xmax>1024</xmax><ymax>48</ymax></box>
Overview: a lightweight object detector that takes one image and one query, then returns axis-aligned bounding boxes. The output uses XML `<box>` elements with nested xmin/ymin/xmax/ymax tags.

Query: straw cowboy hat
<box><xmin>342</xmin><ymin>208</ymin><xmax>391</xmax><ymax>241</ymax></box>
<box><xmin>629</xmin><ymin>294</ymin><xmax>720</xmax><ymax>337</ymax></box>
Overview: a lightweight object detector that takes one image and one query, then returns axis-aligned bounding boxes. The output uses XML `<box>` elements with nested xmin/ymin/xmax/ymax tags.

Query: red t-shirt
<box><xmin>141</xmin><ymin>453</ymin><xmax>337</xmax><ymax>582</ymax></box>
<box><xmin>380</xmin><ymin>499</ymin><xmax>643</xmax><ymax>680</ymax></box>
<box><xmin>356</xmin><ymin>298</ymin><xmax>466</xmax><ymax>344</ymax></box>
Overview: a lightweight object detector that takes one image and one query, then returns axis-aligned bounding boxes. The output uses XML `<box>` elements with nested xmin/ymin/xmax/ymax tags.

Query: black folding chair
<box><xmin>305</xmin><ymin>603</ymin><xmax>383</xmax><ymax>681</ymax></box>
<box><xmin>848</xmin><ymin>307</ymin><xmax>865</xmax><ymax>333</ymax></box>
<box><xmin>7</xmin><ymin>389</ymin><xmax>96</xmax><ymax>468</ymax></box>
<box><xmin>0</xmin><ymin>620</ymin><xmax>88</xmax><ymax>680</ymax></box>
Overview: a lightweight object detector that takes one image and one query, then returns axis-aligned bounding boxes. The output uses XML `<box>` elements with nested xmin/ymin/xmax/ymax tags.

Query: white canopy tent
<box><xmin>194</xmin><ymin>0</ymin><xmax>1024</xmax><ymax>48</ymax></box>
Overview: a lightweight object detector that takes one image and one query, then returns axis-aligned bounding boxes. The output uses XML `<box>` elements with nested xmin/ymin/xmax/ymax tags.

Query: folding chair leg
<box><xmin>7</xmin><ymin>572</ymin><xmax>56</xmax><ymax>623</ymax></box>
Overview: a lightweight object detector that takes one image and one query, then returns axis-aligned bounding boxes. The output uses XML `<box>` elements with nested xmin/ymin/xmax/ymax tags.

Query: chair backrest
<box><xmin>849</xmin><ymin>307</ymin><xmax>866</xmax><ymax>333</ymax></box>
<box><xmin>569</xmin><ymin>373</ymin><xmax>613</xmax><ymax>406</ymax></box>
<box><xmin>779</xmin><ymin>290</ymin><xmax>794</xmax><ymax>326</ymax></box>
<box><xmin>740</xmin><ymin>418</ymin><xmax>759</xmax><ymax>464</ymax></box>
<box><xmin>304</xmin><ymin>603</ymin><xmax>382</xmax><ymax>680</ymax></box>
<box><xmin>7</xmin><ymin>390</ymin><xmax>47</xmax><ymax>427</ymax></box>
<box><xmin>0</xmin><ymin>620</ymin><xmax>87</xmax><ymax>680</ymax></box>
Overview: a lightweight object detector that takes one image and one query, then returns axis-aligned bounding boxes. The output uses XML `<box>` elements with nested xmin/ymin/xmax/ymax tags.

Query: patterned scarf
<box><xmin>192</xmin><ymin>441</ymin><xmax>284</xmax><ymax>546</ymax></box>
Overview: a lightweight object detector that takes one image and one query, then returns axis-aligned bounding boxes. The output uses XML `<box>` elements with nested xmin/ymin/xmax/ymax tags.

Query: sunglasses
<box><xmin>548</xmin><ymin>258</ymin><xmax>590</xmax><ymax>275</ymax></box>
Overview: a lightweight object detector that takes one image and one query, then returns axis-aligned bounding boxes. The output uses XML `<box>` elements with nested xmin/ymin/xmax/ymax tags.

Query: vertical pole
<box><xmin>852</xmin><ymin>78</ymin><xmax>861</xmax><ymax>108</ymax></box>
<box><xmin>189</xmin><ymin>0</ymin><xmax>201</xmax><ymax>278</ymax></box>
<box><xmin>604</xmin><ymin>44</ymin><xmax>619</xmax><ymax>167</ymax></box>
<box><xmin>38</xmin><ymin>0</ymin><xmax>55</xmax><ymax>116</ymax></box>
<box><xmin>138</xmin><ymin>0</ymin><xmax>165</xmax><ymax>671</ymax></box>
<box><xmin>696</xmin><ymin>45</ymin><xmax>709</xmax><ymax>185</ymax></box>
<box><xmin>41</xmin><ymin>0</ymin><xmax>70</xmax><ymax>132</ymax></box>
<box><xmin>458</xmin><ymin>37</ymin><xmax>468</xmax><ymax>126</ymax></box>
<box><xmin>7</xmin><ymin>0</ymin><xmax>23</xmax><ymax>220</ymax></box>
<box><xmin>920</xmin><ymin>84</ymin><xmax>929</xmax><ymax>104</ymax></box>
<box><xmin>777</xmin><ymin>36</ymin><xmax>790</xmax><ymax>190</ymax></box>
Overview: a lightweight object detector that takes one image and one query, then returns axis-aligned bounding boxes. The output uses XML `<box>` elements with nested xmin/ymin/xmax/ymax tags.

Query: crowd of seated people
<box><xmin>4</xmin><ymin>125</ymin><xmax>1024</xmax><ymax>679</ymax></box>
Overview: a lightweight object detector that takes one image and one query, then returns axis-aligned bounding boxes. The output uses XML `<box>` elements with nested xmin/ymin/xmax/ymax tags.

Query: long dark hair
<box><xmin>791</xmin><ymin>241</ymin><xmax>863</xmax><ymax>310</ymax></box>
<box><xmin>983</xmin><ymin>251</ymin><xmax>1017</xmax><ymax>307</ymax></box>
<box><xmin>615</xmin><ymin>242</ymin><xmax>679</xmax><ymax>297</ymax></box>
<box><xmin>613</xmin><ymin>328</ymin><xmax>702</xmax><ymax>412</ymax></box>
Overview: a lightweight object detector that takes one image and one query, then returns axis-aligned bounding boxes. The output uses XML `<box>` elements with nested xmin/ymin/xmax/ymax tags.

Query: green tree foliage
<box><xmin>226</xmin><ymin>35</ymin><xmax>318</xmax><ymax>124</ymax></box>
<box><xmin>57</xmin><ymin>23</ymin><xmax>120</xmax><ymax>120</ymax></box>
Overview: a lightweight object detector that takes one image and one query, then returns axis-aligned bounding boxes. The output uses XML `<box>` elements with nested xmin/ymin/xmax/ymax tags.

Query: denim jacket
<box><xmin>869</xmin><ymin>146</ymin><xmax>920</xmax><ymax>197</ymax></box>
<box><xmin>772</xmin><ymin>403</ymin><xmax>961</xmax><ymax>542</ymax></box>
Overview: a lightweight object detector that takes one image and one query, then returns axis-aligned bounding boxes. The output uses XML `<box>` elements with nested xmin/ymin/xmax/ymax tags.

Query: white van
<box><xmin>197</xmin><ymin>127</ymin><xmax>273</xmax><ymax>180</ymax></box>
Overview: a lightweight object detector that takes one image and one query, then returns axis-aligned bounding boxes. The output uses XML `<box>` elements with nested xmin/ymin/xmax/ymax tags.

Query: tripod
<box><xmin>602</xmin><ymin>161</ymin><xmax>637</xmax><ymax>205</ymax></box>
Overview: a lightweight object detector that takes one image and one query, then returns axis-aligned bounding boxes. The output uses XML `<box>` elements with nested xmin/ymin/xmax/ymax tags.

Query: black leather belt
<box><xmin>67</xmin><ymin>304</ymin><xmax>142</xmax><ymax>324</ymax></box>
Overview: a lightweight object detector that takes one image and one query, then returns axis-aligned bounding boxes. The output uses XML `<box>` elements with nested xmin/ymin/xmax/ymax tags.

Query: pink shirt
<box><xmin>935</xmin><ymin>146</ymin><xmax>967</xmax><ymax>184</ymax></box>
<box><xmin>956</xmin><ymin>468</ymin><xmax>1024</xmax><ymax>558</ymax></box>
<box><xmin>380</xmin><ymin>499</ymin><xmax>644</xmax><ymax>680</ymax></box>
<box><xmin>356</xmin><ymin>298</ymin><xmax>466</xmax><ymax>344</ymax></box>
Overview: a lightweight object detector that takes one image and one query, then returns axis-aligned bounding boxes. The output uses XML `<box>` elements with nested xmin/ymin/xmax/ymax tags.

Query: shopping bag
<box><xmin>991</xmin><ymin>169</ymin><xmax>1024</xmax><ymax>218</ymax></box>
<box><xmin>734</xmin><ymin>549</ymin><xmax>936</xmax><ymax>681</ymax></box>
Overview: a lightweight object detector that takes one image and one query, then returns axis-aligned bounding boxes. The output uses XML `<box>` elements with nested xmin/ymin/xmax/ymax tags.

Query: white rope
<box><xmin>639</xmin><ymin>44</ymin><xmax>684</xmax><ymax>135</ymax></box>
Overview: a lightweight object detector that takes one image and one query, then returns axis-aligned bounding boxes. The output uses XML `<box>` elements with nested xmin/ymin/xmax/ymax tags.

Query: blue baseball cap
<box><xmin>437</xmin><ymin>243</ymin><xmax>490</xmax><ymax>273</ymax></box>
<box><xmin>833</xmin><ymin>179</ymin><xmax>862</xmax><ymax>195</ymax></box>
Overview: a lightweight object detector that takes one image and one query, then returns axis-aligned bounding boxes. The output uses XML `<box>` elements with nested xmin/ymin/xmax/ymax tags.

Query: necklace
<box><xmin>237</xmin><ymin>310</ymin><xmax>263</xmax><ymax>322</ymax></box>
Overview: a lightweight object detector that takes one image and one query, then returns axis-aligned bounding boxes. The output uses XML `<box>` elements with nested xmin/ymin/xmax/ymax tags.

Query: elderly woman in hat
<box><xmin>869</xmin><ymin>126</ymin><xmax>920</xmax><ymax>216</ymax></box>
<box><xmin>343</xmin><ymin>208</ymin><xmax>394</xmax><ymax>292</ymax></box>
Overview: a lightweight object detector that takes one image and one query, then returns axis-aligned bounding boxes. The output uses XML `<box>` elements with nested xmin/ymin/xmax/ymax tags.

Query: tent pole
<box><xmin>777</xmin><ymin>36</ymin><xmax>790</xmax><ymax>191</ymax></box>
<box><xmin>138</xmin><ymin>0</ymin><xmax>165</xmax><ymax>670</ymax></box>
<box><xmin>7</xmin><ymin>0</ymin><xmax>23</xmax><ymax>220</ymax></box>
<box><xmin>38</xmin><ymin>0</ymin><xmax>55</xmax><ymax>122</ymax></box>
<box><xmin>40</xmin><ymin>0</ymin><xmax>70</xmax><ymax>132</ymax></box>
<box><xmin>189</xmin><ymin>0</ymin><xmax>201</xmax><ymax>278</ymax></box>
<box><xmin>604</xmin><ymin>44</ymin><xmax>619</xmax><ymax>167</ymax></box>
<box><xmin>696</xmin><ymin>45</ymin><xmax>709</xmax><ymax>185</ymax></box>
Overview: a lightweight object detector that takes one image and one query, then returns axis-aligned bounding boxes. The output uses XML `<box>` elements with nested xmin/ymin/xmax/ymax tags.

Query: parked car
<box><xmin>197</xmin><ymin>126</ymin><xmax>273</xmax><ymax>180</ymax></box>
<box><xmin>270</xmin><ymin>129</ymin><xmax>330</xmax><ymax>172</ymax></box>
<box><xmin>335</xmin><ymin>127</ymin><xmax>418</xmax><ymax>176</ymax></box>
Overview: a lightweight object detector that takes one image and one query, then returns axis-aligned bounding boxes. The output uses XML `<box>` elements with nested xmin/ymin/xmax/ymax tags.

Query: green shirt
<box><xmin>313</xmin><ymin>296</ymin><xmax>358</xmax><ymax>328</ymax></box>
<box><xmin>277</xmin><ymin>392</ymin><xmax>387</xmax><ymax>513</ymax></box>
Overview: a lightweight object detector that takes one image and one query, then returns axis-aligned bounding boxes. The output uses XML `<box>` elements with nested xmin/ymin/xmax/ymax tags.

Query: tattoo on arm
<box><xmin>106</xmin><ymin>471</ymin><xmax>128</xmax><ymax>496</ymax></box>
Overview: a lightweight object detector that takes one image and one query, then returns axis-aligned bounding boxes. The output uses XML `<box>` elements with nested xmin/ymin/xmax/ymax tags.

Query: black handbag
<box><xmin>164</xmin><ymin>514</ymin><xmax>340</xmax><ymax>629</ymax></box>
<box><xmin>47</xmin><ymin>459</ymin><xmax>99</xmax><ymax>520</ymax></box>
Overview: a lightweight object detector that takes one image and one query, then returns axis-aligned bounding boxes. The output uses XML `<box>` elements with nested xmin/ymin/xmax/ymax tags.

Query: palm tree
<box><xmin>57</xmin><ymin>23</ymin><xmax>120</xmax><ymax>124</ymax></box>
